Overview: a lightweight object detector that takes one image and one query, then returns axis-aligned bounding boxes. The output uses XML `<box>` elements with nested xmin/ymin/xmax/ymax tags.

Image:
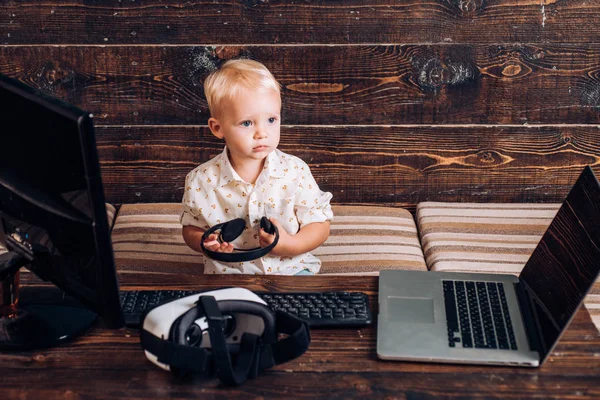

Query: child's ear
<box><xmin>208</xmin><ymin>117</ymin><xmax>224</xmax><ymax>139</ymax></box>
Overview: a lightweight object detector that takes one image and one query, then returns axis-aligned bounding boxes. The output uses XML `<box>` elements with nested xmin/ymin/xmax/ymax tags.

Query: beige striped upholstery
<box><xmin>111</xmin><ymin>203</ymin><xmax>202</xmax><ymax>275</ymax></box>
<box><xmin>586</xmin><ymin>284</ymin><xmax>600</xmax><ymax>334</ymax></box>
<box><xmin>417</xmin><ymin>202</ymin><xmax>561</xmax><ymax>274</ymax></box>
<box><xmin>316</xmin><ymin>205</ymin><xmax>427</xmax><ymax>275</ymax></box>
<box><xmin>110</xmin><ymin>203</ymin><xmax>427</xmax><ymax>276</ymax></box>
<box><xmin>416</xmin><ymin>201</ymin><xmax>600</xmax><ymax>332</ymax></box>
<box><xmin>105</xmin><ymin>203</ymin><xmax>117</xmax><ymax>231</ymax></box>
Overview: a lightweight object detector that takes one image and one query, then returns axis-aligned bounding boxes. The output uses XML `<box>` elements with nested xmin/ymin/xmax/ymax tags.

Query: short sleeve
<box><xmin>294</xmin><ymin>165</ymin><xmax>333</xmax><ymax>227</ymax></box>
<box><xmin>180</xmin><ymin>170</ymin><xmax>209</xmax><ymax>229</ymax></box>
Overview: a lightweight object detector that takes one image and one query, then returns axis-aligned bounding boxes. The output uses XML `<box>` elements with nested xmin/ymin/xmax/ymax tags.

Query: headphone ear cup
<box><xmin>260</xmin><ymin>217</ymin><xmax>275</xmax><ymax>234</ymax></box>
<box><xmin>220</xmin><ymin>218</ymin><xmax>246</xmax><ymax>242</ymax></box>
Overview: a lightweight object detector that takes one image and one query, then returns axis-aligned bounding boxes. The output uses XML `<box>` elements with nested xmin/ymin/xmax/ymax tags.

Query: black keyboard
<box><xmin>443</xmin><ymin>280</ymin><xmax>517</xmax><ymax>350</ymax></box>
<box><xmin>120</xmin><ymin>290</ymin><xmax>372</xmax><ymax>328</ymax></box>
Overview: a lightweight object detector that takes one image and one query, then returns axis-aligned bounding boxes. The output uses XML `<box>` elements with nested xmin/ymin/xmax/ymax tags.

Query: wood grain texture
<box><xmin>95</xmin><ymin>125</ymin><xmax>600</xmax><ymax>205</ymax></box>
<box><xmin>3</xmin><ymin>275</ymin><xmax>600</xmax><ymax>399</ymax></box>
<box><xmin>2</xmin><ymin>2</ymin><xmax>600</xmax><ymax>398</ymax></box>
<box><xmin>2</xmin><ymin>0</ymin><xmax>600</xmax><ymax>45</ymax></box>
<box><xmin>2</xmin><ymin>370</ymin><xmax>600</xmax><ymax>399</ymax></box>
<box><xmin>2</xmin><ymin>45</ymin><xmax>600</xmax><ymax>125</ymax></box>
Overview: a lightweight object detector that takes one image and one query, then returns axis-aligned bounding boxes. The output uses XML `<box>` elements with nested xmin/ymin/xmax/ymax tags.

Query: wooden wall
<box><xmin>2</xmin><ymin>1</ymin><xmax>600</xmax><ymax>207</ymax></box>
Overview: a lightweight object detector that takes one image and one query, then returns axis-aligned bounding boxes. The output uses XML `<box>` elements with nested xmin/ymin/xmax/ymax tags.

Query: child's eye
<box><xmin>241</xmin><ymin>121</ymin><xmax>252</xmax><ymax>127</ymax></box>
<box><xmin>268</xmin><ymin>117</ymin><xmax>277</xmax><ymax>124</ymax></box>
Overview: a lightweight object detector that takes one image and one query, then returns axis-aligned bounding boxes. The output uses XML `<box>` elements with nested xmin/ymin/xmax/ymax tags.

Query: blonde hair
<box><xmin>203</xmin><ymin>59</ymin><xmax>281</xmax><ymax>118</ymax></box>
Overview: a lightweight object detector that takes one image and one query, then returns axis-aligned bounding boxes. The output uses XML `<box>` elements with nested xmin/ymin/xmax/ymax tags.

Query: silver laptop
<box><xmin>377</xmin><ymin>166</ymin><xmax>600</xmax><ymax>367</ymax></box>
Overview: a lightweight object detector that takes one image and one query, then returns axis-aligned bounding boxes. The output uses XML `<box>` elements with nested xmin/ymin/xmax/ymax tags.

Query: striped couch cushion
<box><xmin>111</xmin><ymin>203</ymin><xmax>427</xmax><ymax>276</ymax></box>
<box><xmin>315</xmin><ymin>205</ymin><xmax>427</xmax><ymax>275</ymax></box>
<box><xmin>417</xmin><ymin>202</ymin><xmax>561</xmax><ymax>274</ymax></box>
<box><xmin>105</xmin><ymin>203</ymin><xmax>117</xmax><ymax>231</ymax></box>
<box><xmin>586</xmin><ymin>284</ymin><xmax>600</xmax><ymax>334</ymax></box>
<box><xmin>416</xmin><ymin>201</ymin><xmax>600</xmax><ymax>332</ymax></box>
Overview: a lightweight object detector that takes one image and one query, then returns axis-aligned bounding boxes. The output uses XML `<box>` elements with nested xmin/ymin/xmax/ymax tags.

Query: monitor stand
<box><xmin>0</xmin><ymin>251</ymin><xmax>97</xmax><ymax>350</ymax></box>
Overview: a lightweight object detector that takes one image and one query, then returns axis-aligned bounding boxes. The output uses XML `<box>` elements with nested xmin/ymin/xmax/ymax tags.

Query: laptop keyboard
<box><xmin>443</xmin><ymin>280</ymin><xmax>517</xmax><ymax>350</ymax></box>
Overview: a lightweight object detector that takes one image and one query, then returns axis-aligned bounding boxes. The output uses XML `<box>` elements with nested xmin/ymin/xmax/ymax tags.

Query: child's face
<box><xmin>209</xmin><ymin>87</ymin><xmax>281</xmax><ymax>167</ymax></box>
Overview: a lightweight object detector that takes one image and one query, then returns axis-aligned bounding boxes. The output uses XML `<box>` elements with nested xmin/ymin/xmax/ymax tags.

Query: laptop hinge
<box><xmin>514</xmin><ymin>281</ymin><xmax>543</xmax><ymax>355</ymax></box>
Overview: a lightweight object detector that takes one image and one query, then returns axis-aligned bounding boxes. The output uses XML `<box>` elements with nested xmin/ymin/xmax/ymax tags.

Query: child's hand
<box><xmin>203</xmin><ymin>233</ymin><xmax>234</xmax><ymax>253</ymax></box>
<box><xmin>259</xmin><ymin>218</ymin><xmax>292</xmax><ymax>256</ymax></box>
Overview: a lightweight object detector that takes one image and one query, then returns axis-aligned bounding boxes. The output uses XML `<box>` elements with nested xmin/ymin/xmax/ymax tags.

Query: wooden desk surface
<box><xmin>3</xmin><ymin>273</ymin><xmax>600</xmax><ymax>399</ymax></box>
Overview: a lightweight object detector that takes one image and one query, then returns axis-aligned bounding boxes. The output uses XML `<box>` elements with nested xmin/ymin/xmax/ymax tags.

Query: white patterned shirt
<box><xmin>180</xmin><ymin>147</ymin><xmax>333</xmax><ymax>275</ymax></box>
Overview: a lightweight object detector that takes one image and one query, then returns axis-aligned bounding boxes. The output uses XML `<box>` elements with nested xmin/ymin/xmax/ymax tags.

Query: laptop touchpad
<box><xmin>387</xmin><ymin>297</ymin><xmax>435</xmax><ymax>324</ymax></box>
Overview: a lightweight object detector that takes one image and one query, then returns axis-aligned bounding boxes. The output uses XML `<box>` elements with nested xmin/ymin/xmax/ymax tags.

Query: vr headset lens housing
<box><xmin>140</xmin><ymin>288</ymin><xmax>310</xmax><ymax>386</ymax></box>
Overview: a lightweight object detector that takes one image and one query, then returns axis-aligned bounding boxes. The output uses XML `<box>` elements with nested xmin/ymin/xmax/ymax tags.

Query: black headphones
<box><xmin>200</xmin><ymin>217</ymin><xmax>279</xmax><ymax>263</ymax></box>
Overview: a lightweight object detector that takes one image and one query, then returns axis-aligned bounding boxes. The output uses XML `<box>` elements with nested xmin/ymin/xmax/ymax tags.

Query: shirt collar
<box><xmin>264</xmin><ymin>149</ymin><xmax>286</xmax><ymax>179</ymax></box>
<box><xmin>218</xmin><ymin>147</ymin><xmax>285</xmax><ymax>187</ymax></box>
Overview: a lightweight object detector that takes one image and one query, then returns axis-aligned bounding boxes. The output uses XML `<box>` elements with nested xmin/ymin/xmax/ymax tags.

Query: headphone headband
<box><xmin>200</xmin><ymin>217</ymin><xmax>279</xmax><ymax>263</ymax></box>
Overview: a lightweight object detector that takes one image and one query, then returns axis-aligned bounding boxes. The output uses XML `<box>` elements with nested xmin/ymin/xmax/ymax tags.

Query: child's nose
<box><xmin>254</xmin><ymin>125</ymin><xmax>267</xmax><ymax>139</ymax></box>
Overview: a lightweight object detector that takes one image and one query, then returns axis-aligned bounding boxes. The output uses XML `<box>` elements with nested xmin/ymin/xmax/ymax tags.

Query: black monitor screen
<box><xmin>0</xmin><ymin>74</ymin><xmax>124</xmax><ymax>348</ymax></box>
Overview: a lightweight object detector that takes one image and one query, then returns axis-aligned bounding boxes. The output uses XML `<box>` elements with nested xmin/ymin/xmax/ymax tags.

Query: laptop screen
<box><xmin>519</xmin><ymin>166</ymin><xmax>600</xmax><ymax>362</ymax></box>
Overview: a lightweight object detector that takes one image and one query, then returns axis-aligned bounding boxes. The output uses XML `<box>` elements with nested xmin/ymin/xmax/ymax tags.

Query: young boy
<box><xmin>180</xmin><ymin>59</ymin><xmax>333</xmax><ymax>275</ymax></box>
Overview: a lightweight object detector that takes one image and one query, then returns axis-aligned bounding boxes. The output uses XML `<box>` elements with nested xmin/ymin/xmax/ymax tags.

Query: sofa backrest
<box><xmin>2</xmin><ymin>2</ymin><xmax>599</xmax><ymax>208</ymax></box>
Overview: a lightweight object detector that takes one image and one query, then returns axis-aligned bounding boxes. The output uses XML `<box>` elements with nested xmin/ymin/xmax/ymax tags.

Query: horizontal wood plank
<box><xmin>2</xmin><ymin>367</ymin><xmax>600</xmax><ymax>399</ymax></box>
<box><xmin>95</xmin><ymin>125</ymin><xmax>600</xmax><ymax>205</ymax></box>
<box><xmin>2</xmin><ymin>45</ymin><xmax>600</xmax><ymax>125</ymax></box>
<box><xmin>2</xmin><ymin>0</ymin><xmax>600</xmax><ymax>45</ymax></box>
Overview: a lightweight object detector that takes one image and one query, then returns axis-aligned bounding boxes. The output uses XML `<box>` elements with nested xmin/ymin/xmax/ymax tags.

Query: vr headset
<box><xmin>140</xmin><ymin>288</ymin><xmax>310</xmax><ymax>386</ymax></box>
<box><xmin>200</xmin><ymin>217</ymin><xmax>279</xmax><ymax>263</ymax></box>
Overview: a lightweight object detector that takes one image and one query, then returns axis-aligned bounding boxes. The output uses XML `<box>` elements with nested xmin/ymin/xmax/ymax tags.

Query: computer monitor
<box><xmin>0</xmin><ymin>74</ymin><xmax>124</xmax><ymax>350</ymax></box>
